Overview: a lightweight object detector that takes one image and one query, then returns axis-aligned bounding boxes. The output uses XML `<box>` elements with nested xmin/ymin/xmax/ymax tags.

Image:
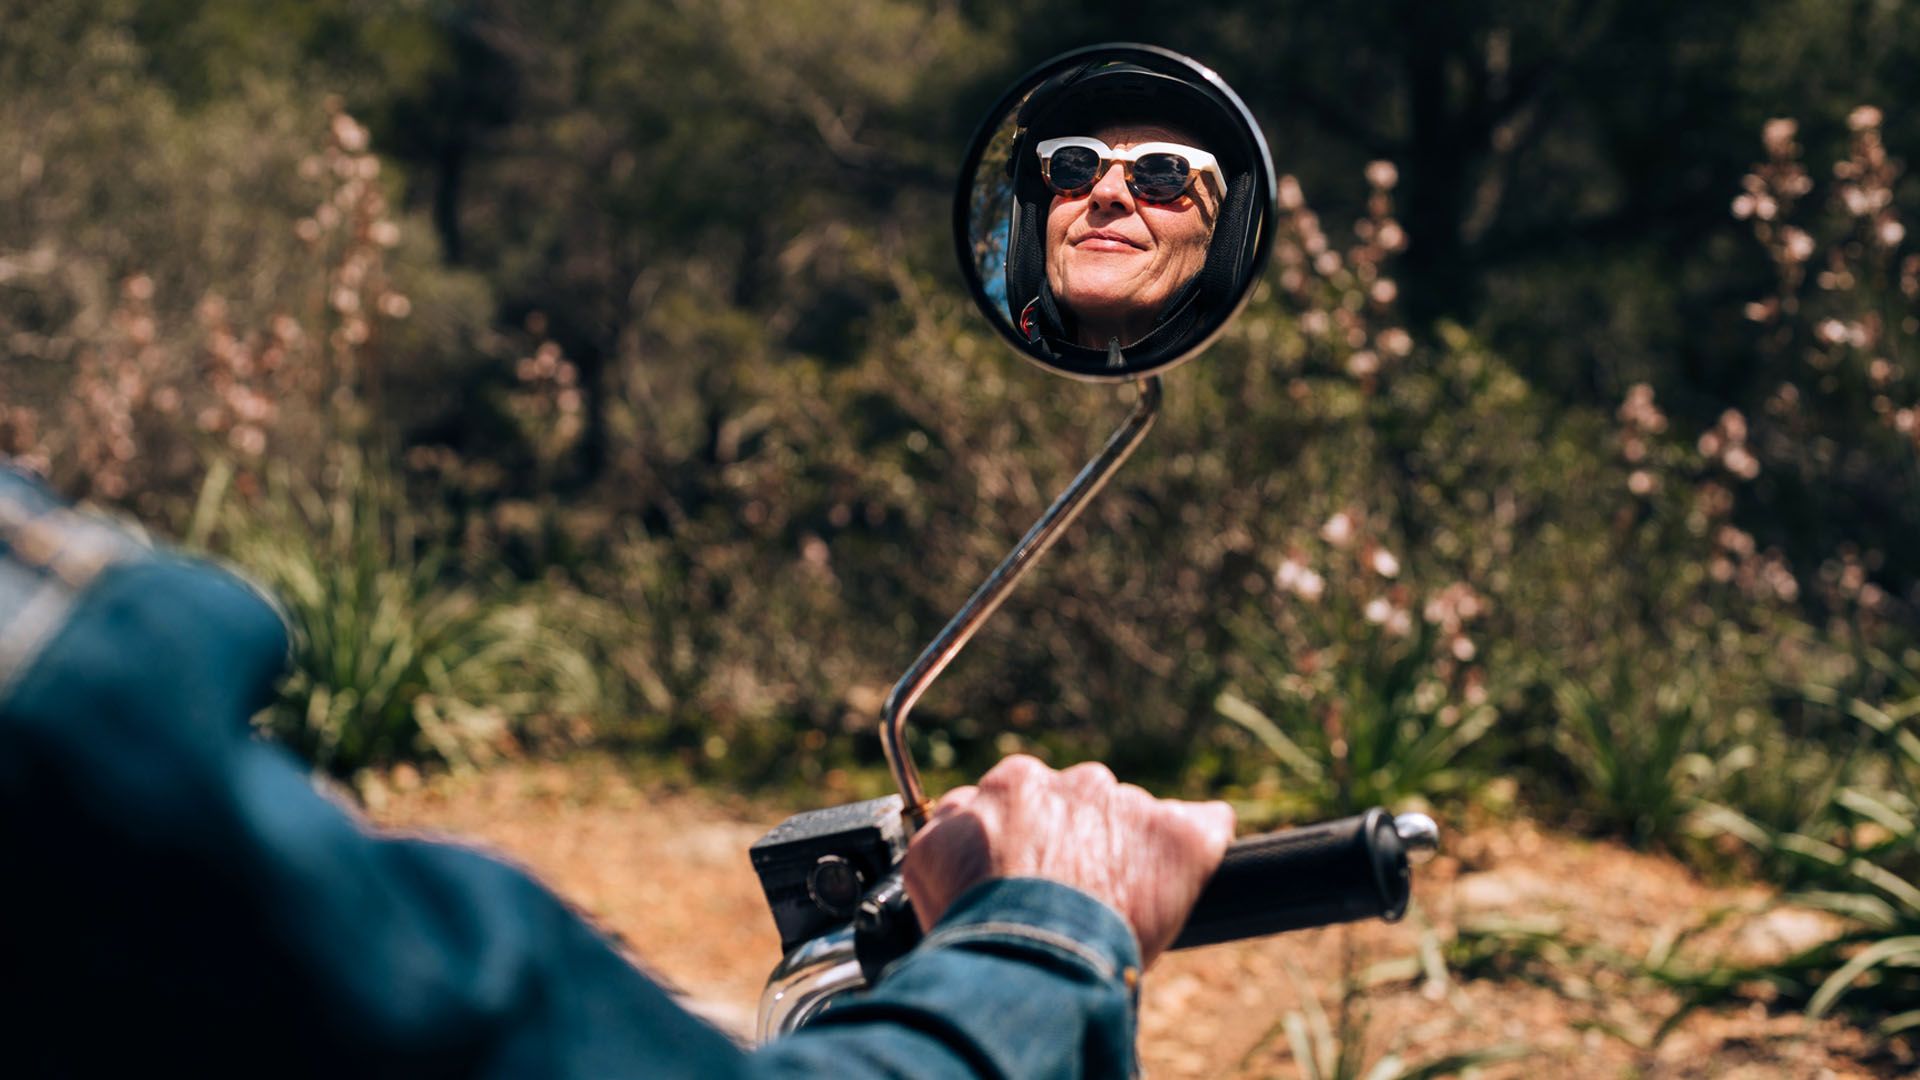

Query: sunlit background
<box><xmin>2</xmin><ymin>2</ymin><xmax>1917</xmax><ymax>1074</ymax></box>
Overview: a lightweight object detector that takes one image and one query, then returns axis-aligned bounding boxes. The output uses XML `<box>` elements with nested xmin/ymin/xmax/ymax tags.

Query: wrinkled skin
<box><xmin>1044</xmin><ymin>123</ymin><xmax>1220</xmax><ymax>350</ymax></box>
<box><xmin>903</xmin><ymin>754</ymin><xmax>1235</xmax><ymax>967</ymax></box>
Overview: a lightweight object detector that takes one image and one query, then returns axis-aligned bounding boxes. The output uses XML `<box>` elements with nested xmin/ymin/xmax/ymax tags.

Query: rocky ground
<box><xmin>368</xmin><ymin>757</ymin><xmax>1908</xmax><ymax>1078</ymax></box>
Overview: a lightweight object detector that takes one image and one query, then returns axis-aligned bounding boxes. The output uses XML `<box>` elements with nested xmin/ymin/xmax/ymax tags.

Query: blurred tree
<box><xmin>4</xmin><ymin>0</ymin><xmax>1917</xmax><ymax>809</ymax></box>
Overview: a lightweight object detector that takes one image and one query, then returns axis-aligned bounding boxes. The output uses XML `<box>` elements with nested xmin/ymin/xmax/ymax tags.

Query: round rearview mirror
<box><xmin>953</xmin><ymin>43</ymin><xmax>1276</xmax><ymax>382</ymax></box>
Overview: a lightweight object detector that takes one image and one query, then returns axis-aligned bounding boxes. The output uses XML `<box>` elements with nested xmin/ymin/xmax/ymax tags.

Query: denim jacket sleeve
<box><xmin>0</xmin><ymin>465</ymin><xmax>1141</xmax><ymax>1079</ymax></box>
<box><xmin>757</xmin><ymin>876</ymin><xmax>1142</xmax><ymax>1079</ymax></box>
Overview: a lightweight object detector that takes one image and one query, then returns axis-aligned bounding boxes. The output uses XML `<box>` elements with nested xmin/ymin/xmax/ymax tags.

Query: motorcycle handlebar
<box><xmin>1169</xmin><ymin>808</ymin><xmax>1437</xmax><ymax>950</ymax></box>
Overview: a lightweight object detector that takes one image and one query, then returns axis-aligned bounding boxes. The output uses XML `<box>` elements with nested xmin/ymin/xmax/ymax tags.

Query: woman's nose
<box><xmin>1087</xmin><ymin>161</ymin><xmax>1134</xmax><ymax>209</ymax></box>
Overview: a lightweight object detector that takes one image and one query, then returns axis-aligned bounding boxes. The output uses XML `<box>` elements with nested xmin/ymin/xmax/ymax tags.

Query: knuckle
<box><xmin>1063</xmin><ymin>761</ymin><xmax>1117</xmax><ymax>789</ymax></box>
<box><xmin>929</xmin><ymin>785</ymin><xmax>980</xmax><ymax>818</ymax></box>
<box><xmin>984</xmin><ymin>753</ymin><xmax>1047</xmax><ymax>788</ymax></box>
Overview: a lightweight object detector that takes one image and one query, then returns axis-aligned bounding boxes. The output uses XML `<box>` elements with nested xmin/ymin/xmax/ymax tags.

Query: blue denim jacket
<box><xmin>0</xmin><ymin>467</ymin><xmax>1140</xmax><ymax>1078</ymax></box>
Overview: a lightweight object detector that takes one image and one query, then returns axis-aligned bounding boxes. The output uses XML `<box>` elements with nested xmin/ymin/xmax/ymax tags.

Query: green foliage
<box><xmin>200</xmin><ymin>455</ymin><xmax>601</xmax><ymax>777</ymax></box>
<box><xmin>1550</xmin><ymin>666</ymin><xmax>1707</xmax><ymax>848</ymax></box>
<box><xmin>1655</xmin><ymin>663</ymin><xmax>1920</xmax><ymax>1036</ymax></box>
<box><xmin>4</xmin><ymin>4</ymin><xmax>1920</xmax><ymax>1052</ymax></box>
<box><xmin>1217</xmin><ymin>612</ymin><xmax>1497</xmax><ymax>816</ymax></box>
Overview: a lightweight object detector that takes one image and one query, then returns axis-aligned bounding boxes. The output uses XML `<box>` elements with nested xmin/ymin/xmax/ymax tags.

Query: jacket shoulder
<box><xmin>0</xmin><ymin>465</ymin><xmax>153</xmax><ymax>699</ymax></box>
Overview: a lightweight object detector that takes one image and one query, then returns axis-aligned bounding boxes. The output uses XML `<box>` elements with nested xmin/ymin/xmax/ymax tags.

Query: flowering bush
<box><xmin>1730</xmin><ymin>107</ymin><xmax>1916</xmax><ymax>630</ymax></box>
<box><xmin>1220</xmin><ymin>507</ymin><xmax>1496</xmax><ymax>816</ymax></box>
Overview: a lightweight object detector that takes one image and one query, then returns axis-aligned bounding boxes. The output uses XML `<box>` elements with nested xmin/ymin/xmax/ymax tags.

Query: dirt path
<box><xmin>370</xmin><ymin>758</ymin><xmax>1897</xmax><ymax>1078</ymax></box>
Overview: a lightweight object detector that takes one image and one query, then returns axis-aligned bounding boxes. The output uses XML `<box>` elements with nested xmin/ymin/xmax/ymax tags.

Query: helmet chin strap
<box><xmin>1019</xmin><ymin>272</ymin><xmax>1207</xmax><ymax>375</ymax></box>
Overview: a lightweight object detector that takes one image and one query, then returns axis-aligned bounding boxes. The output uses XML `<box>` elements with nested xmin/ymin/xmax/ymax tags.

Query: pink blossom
<box><xmin>1274</xmin><ymin>557</ymin><xmax>1325</xmax><ymax>602</ymax></box>
<box><xmin>1763</xmin><ymin>118</ymin><xmax>1798</xmax><ymax>154</ymax></box>
<box><xmin>1719</xmin><ymin>409</ymin><xmax>1747</xmax><ymax>443</ymax></box>
<box><xmin>1847</xmin><ymin>105</ymin><xmax>1883</xmax><ymax>131</ymax></box>
<box><xmin>1780</xmin><ymin>227</ymin><xmax>1814</xmax><ymax>262</ymax></box>
<box><xmin>1367</xmin><ymin>546</ymin><xmax>1400</xmax><ymax>578</ymax></box>
<box><xmin>331</xmin><ymin>113</ymin><xmax>369</xmax><ymax>153</ymax></box>
<box><xmin>1723</xmin><ymin>445</ymin><xmax>1760</xmax><ymax>479</ymax></box>
<box><xmin>1321</xmin><ymin>511</ymin><xmax>1356</xmax><ymax>548</ymax></box>
<box><xmin>1278</xmin><ymin>175</ymin><xmax>1305</xmax><ymax>210</ymax></box>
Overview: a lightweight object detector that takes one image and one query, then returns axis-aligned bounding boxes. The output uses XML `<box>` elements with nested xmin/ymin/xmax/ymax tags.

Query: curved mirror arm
<box><xmin>883</xmin><ymin>377</ymin><xmax>1162</xmax><ymax>830</ymax></box>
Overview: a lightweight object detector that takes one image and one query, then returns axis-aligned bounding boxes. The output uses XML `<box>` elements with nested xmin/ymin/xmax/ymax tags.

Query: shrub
<box><xmin>199</xmin><ymin>454</ymin><xmax>601</xmax><ymax>778</ymax></box>
<box><xmin>1657</xmin><ymin>658</ymin><xmax>1920</xmax><ymax>1039</ymax></box>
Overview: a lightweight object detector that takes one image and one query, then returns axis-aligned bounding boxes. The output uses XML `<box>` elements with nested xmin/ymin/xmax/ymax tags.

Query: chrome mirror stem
<box><xmin>882</xmin><ymin>377</ymin><xmax>1163</xmax><ymax>831</ymax></box>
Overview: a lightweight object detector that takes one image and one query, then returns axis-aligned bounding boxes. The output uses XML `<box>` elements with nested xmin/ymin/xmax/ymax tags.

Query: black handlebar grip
<box><xmin>1170</xmin><ymin>807</ymin><xmax>1411</xmax><ymax>950</ymax></box>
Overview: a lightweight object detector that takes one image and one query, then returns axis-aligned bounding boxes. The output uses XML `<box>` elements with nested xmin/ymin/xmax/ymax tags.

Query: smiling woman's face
<box><xmin>1044</xmin><ymin>122</ymin><xmax>1219</xmax><ymax>349</ymax></box>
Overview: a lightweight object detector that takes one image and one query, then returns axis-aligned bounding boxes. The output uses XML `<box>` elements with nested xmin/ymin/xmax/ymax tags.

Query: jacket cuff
<box><xmin>918</xmin><ymin>877</ymin><xmax>1143</xmax><ymax>992</ymax></box>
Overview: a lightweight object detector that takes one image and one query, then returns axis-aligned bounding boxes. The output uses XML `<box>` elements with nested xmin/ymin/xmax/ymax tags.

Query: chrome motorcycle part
<box><xmin>954</xmin><ymin>43</ymin><xmax>1277</xmax><ymax>382</ymax></box>
<box><xmin>757</xmin><ymin>924</ymin><xmax>862</xmax><ymax>1041</ymax></box>
<box><xmin>1393</xmin><ymin>812</ymin><xmax>1441</xmax><ymax>863</ymax></box>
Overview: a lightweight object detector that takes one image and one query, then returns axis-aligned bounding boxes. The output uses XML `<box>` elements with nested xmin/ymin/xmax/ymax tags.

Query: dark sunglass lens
<box><xmin>1130</xmin><ymin>153</ymin><xmax>1191</xmax><ymax>201</ymax></box>
<box><xmin>1048</xmin><ymin>146</ymin><xmax>1101</xmax><ymax>191</ymax></box>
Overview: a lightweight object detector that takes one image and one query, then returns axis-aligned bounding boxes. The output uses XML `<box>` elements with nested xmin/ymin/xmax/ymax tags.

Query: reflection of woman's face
<box><xmin>1044</xmin><ymin>123</ymin><xmax>1219</xmax><ymax>349</ymax></box>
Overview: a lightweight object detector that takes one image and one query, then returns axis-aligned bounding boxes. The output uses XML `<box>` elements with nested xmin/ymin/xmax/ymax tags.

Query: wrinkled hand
<box><xmin>902</xmin><ymin>754</ymin><xmax>1235</xmax><ymax>967</ymax></box>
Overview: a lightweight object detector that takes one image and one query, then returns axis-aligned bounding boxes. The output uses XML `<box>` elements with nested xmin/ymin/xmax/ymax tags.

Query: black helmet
<box><xmin>1003</xmin><ymin>59</ymin><xmax>1263</xmax><ymax>374</ymax></box>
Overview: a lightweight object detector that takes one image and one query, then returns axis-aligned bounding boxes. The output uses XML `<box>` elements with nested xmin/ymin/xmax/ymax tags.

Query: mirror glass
<box><xmin>953</xmin><ymin>44</ymin><xmax>1276</xmax><ymax>382</ymax></box>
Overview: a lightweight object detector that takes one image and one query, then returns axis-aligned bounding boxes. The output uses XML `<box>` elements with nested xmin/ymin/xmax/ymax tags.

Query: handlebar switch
<box><xmin>807</xmin><ymin>856</ymin><xmax>866</xmax><ymax>917</ymax></box>
<box><xmin>854</xmin><ymin>873</ymin><xmax>922</xmax><ymax>984</ymax></box>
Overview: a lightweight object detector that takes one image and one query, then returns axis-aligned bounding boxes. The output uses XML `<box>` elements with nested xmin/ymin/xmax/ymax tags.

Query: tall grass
<box><xmin>1550</xmin><ymin>661</ymin><xmax>1708</xmax><ymax>848</ymax></box>
<box><xmin>197</xmin><ymin>453</ymin><xmax>602</xmax><ymax>777</ymax></box>
<box><xmin>1249</xmin><ymin>933</ymin><xmax>1528</xmax><ymax>1080</ymax></box>
<box><xmin>1660</xmin><ymin>662</ymin><xmax>1920</xmax><ymax>1037</ymax></box>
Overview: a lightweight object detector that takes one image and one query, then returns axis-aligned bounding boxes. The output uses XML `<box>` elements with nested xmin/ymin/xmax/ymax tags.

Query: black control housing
<box><xmin>750</xmin><ymin>795</ymin><xmax>909</xmax><ymax>953</ymax></box>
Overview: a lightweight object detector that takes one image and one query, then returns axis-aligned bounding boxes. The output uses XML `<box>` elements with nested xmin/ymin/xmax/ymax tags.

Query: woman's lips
<box><xmin>1075</xmin><ymin>231</ymin><xmax>1145</xmax><ymax>252</ymax></box>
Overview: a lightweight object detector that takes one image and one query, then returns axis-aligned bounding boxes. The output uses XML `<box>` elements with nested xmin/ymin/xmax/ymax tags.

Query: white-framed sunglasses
<box><xmin>1035</xmin><ymin>136</ymin><xmax>1225</xmax><ymax>204</ymax></box>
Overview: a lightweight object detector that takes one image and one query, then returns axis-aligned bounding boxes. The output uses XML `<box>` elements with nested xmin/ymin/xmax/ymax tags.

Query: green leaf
<box><xmin>1879</xmin><ymin>1010</ymin><xmax>1920</xmax><ymax>1036</ymax></box>
<box><xmin>1807</xmin><ymin>936</ymin><xmax>1920</xmax><ymax>1018</ymax></box>
<box><xmin>1836</xmin><ymin>787</ymin><xmax>1916</xmax><ymax>838</ymax></box>
<box><xmin>1217</xmin><ymin>690</ymin><xmax>1326</xmax><ymax>783</ymax></box>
